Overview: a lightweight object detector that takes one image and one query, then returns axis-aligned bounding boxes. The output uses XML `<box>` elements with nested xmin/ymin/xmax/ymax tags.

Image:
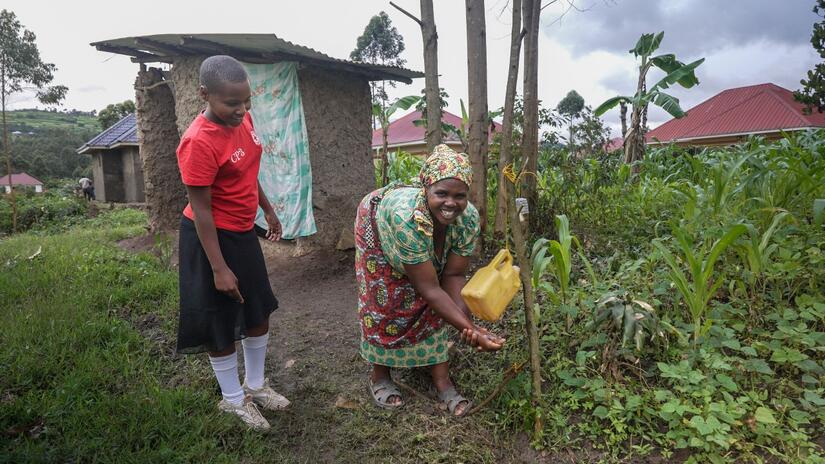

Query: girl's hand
<box><xmin>264</xmin><ymin>211</ymin><xmax>282</xmax><ymax>242</ymax></box>
<box><xmin>460</xmin><ymin>326</ymin><xmax>505</xmax><ymax>352</ymax></box>
<box><xmin>214</xmin><ymin>266</ymin><xmax>244</xmax><ymax>303</ymax></box>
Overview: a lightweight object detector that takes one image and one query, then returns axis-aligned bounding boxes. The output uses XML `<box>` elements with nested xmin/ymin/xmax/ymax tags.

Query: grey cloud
<box><xmin>548</xmin><ymin>0</ymin><xmax>817</xmax><ymax>57</ymax></box>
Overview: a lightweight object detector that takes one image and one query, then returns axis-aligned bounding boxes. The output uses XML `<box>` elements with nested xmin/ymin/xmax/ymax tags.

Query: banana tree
<box><xmin>595</xmin><ymin>32</ymin><xmax>704</xmax><ymax>172</ymax></box>
<box><xmin>375</xmin><ymin>95</ymin><xmax>421</xmax><ymax>186</ymax></box>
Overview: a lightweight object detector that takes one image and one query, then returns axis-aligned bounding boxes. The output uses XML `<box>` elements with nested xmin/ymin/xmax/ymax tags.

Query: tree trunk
<box><xmin>624</xmin><ymin>61</ymin><xmax>648</xmax><ymax>174</ymax></box>
<box><xmin>496</xmin><ymin>0</ymin><xmax>542</xmax><ymax>440</ymax></box>
<box><xmin>1</xmin><ymin>71</ymin><xmax>16</xmax><ymax>233</ymax></box>
<box><xmin>619</xmin><ymin>101</ymin><xmax>628</xmax><ymax>139</ymax></box>
<box><xmin>421</xmin><ymin>0</ymin><xmax>442</xmax><ymax>153</ymax></box>
<box><xmin>568</xmin><ymin>116</ymin><xmax>574</xmax><ymax>152</ymax></box>
<box><xmin>381</xmin><ymin>121</ymin><xmax>390</xmax><ymax>187</ymax></box>
<box><xmin>493</xmin><ymin>0</ymin><xmax>524</xmax><ymax>239</ymax></box>
<box><xmin>521</xmin><ymin>0</ymin><xmax>541</xmax><ymax>215</ymax></box>
<box><xmin>465</xmin><ymin>0</ymin><xmax>488</xmax><ymax>242</ymax></box>
<box><xmin>506</xmin><ymin>147</ymin><xmax>543</xmax><ymax>441</ymax></box>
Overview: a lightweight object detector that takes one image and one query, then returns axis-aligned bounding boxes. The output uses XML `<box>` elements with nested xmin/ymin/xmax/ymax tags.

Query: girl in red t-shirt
<box><xmin>176</xmin><ymin>55</ymin><xmax>286</xmax><ymax>431</ymax></box>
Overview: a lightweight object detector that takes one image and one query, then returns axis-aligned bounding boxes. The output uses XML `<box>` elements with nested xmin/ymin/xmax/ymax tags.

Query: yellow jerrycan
<box><xmin>461</xmin><ymin>249</ymin><xmax>522</xmax><ymax>321</ymax></box>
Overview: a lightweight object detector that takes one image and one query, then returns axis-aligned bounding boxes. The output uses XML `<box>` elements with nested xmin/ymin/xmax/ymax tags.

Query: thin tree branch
<box><xmin>544</xmin><ymin>0</ymin><xmax>590</xmax><ymax>27</ymax></box>
<box><xmin>389</xmin><ymin>1</ymin><xmax>423</xmax><ymax>26</ymax></box>
<box><xmin>465</xmin><ymin>361</ymin><xmax>526</xmax><ymax>416</ymax></box>
<box><xmin>540</xmin><ymin>0</ymin><xmax>560</xmax><ymax>11</ymax></box>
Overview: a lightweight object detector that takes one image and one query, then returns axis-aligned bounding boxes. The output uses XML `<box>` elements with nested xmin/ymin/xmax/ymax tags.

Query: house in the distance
<box><xmin>0</xmin><ymin>172</ymin><xmax>44</xmax><ymax>193</ymax></box>
<box><xmin>646</xmin><ymin>83</ymin><xmax>825</xmax><ymax>147</ymax></box>
<box><xmin>77</xmin><ymin>113</ymin><xmax>144</xmax><ymax>203</ymax></box>
<box><xmin>371</xmin><ymin>110</ymin><xmax>502</xmax><ymax>157</ymax></box>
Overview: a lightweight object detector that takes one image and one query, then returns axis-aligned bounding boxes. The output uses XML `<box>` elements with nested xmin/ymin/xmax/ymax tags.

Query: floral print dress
<box><xmin>355</xmin><ymin>185</ymin><xmax>479</xmax><ymax>367</ymax></box>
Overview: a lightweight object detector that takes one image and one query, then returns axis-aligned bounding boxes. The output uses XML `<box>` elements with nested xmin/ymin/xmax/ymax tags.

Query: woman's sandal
<box><xmin>368</xmin><ymin>378</ymin><xmax>404</xmax><ymax>409</ymax></box>
<box><xmin>432</xmin><ymin>385</ymin><xmax>473</xmax><ymax>417</ymax></box>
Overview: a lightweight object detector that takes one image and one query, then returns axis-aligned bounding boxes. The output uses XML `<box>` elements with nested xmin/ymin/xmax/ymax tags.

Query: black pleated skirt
<box><xmin>176</xmin><ymin>216</ymin><xmax>278</xmax><ymax>354</ymax></box>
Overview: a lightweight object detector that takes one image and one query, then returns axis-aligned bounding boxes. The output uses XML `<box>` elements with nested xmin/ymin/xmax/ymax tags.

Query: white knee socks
<box><xmin>242</xmin><ymin>333</ymin><xmax>269</xmax><ymax>390</ymax></box>
<box><xmin>208</xmin><ymin>353</ymin><xmax>245</xmax><ymax>406</ymax></box>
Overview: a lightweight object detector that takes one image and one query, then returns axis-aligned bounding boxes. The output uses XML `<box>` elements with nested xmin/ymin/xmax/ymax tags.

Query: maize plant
<box><xmin>652</xmin><ymin>224</ymin><xmax>747</xmax><ymax>347</ymax></box>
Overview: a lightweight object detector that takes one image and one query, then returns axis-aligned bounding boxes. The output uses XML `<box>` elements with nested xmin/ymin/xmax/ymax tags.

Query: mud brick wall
<box><xmin>298</xmin><ymin>65</ymin><xmax>373</xmax><ymax>248</ymax></box>
<box><xmin>135</xmin><ymin>66</ymin><xmax>184</xmax><ymax>231</ymax></box>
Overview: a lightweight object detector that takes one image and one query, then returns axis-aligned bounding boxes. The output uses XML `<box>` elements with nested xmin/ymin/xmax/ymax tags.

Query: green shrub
<box><xmin>0</xmin><ymin>190</ymin><xmax>87</xmax><ymax>235</ymax></box>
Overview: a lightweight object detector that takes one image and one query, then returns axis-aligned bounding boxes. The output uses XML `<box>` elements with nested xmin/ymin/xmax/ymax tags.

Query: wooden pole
<box><xmin>493</xmin><ymin>1</ymin><xmax>525</xmax><ymax>239</ymax></box>
<box><xmin>520</xmin><ymin>0</ymin><xmax>541</xmax><ymax>213</ymax></box>
<box><xmin>466</xmin><ymin>0</ymin><xmax>489</xmax><ymax>241</ymax></box>
<box><xmin>1</xmin><ymin>66</ymin><xmax>17</xmax><ymax>233</ymax></box>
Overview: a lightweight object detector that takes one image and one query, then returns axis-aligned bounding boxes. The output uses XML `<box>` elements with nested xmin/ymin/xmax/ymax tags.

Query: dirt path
<box><xmin>257</xmin><ymin>242</ymin><xmax>540</xmax><ymax>464</ymax></box>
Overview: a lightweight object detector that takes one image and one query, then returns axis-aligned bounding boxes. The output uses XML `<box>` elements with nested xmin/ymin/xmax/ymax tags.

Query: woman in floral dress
<box><xmin>355</xmin><ymin>144</ymin><xmax>505</xmax><ymax>416</ymax></box>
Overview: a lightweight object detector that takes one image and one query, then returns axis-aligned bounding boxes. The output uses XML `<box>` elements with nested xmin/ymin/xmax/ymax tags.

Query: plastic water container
<box><xmin>461</xmin><ymin>249</ymin><xmax>522</xmax><ymax>321</ymax></box>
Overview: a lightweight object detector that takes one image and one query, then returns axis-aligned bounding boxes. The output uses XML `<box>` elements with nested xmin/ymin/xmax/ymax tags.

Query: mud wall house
<box><xmin>77</xmin><ymin>113</ymin><xmax>144</xmax><ymax>203</ymax></box>
<box><xmin>90</xmin><ymin>34</ymin><xmax>421</xmax><ymax>248</ymax></box>
<box><xmin>0</xmin><ymin>173</ymin><xmax>43</xmax><ymax>194</ymax></box>
<box><xmin>645</xmin><ymin>83</ymin><xmax>825</xmax><ymax>147</ymax></box>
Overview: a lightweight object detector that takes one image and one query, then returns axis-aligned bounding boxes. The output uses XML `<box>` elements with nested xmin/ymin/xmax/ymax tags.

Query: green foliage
<box><xmin>737</xmin><ymin>211</ymin><xmax>794</xmax><ymax>295</ymax></box>
<box><xmin>587</xmin><ymin>293</ymin><xmax>673</xmax><ymax>353</ymax></box>
<box><xmin>97</xmin><ymin>100</ymin><xmax>135</xmax><ymax>130</ymax></box>
<box><xmin>794</xmin><ymin>0</ymin><xmax>825</xmax><ymax>113</ymax></box>
<box><xmin>0</xmin><ymin>210</ymin><xmax>252</xmax><ymax>462</ymax></box>
<box><xmin>652</xmin><ymin>224</ymin><xmax>747</xmax><ymax>346</ymax></box>
<box><xmin>556</xmin><ymin>90</ymin><xmax>585</xmax><ymax>118</ymax></box>
<box><xmin>531</xmin><ymin>215</ymin><xmax>577</xmax><ymax>305</ymax></box>
<box><xmin>3</xmin><ymin>126</ymin><xmax>97</xmax><ymax>178</ymax></box>
<box><xmin>349</xmin><ymin>11</ymin><xmax>406</xmax><ymax>67</ymax></box>
<box><xmin>373</xmin><ymin>94</ymin><xmax>421</xmax><ymax>186</ymax></box>
<box><xmin>3</xmin><ymin>108</ymin><xmax>98</xmax><ymax>132</ymax></box>
<box><xmin>350</xmin><ymin>11</ymin><xmax>406</xmax><ymax>110</ymax></box>
<box><xmin>374</xmin><ymin>149</ymin><xmax>423</xmax><ymax>187</ymax></box>
<box><xmin>571</xmin><ymin>106</ymin><xmax>612</xmax><ymax>156</ymax></box>
<box><xmin>0</xmin><ymin>9</ymin><xmax>68</xmax><ymax>106</ymax></box>
<box><xmin>557</xmin><ymin>90</ymin><xmax>586</xmax><ymax>149</ymax></box>
<box><xmin>413</xmin><ymin>87</ymin><xmax>452</xmax><ymax>139</ymax></box>
<box><xmin>0</xmin><ymin>188</ymin><xmax>87</xmax><ymax>235</ymax></box>
<box><xmin>595</xmin><ymin>31</ymin><xmax>704</xmax><ymax>120</ymax></box>
<box><xmin>496</xmin><ymin>131</ymin><xmax>825</xmax><ymax>461</ymax></box>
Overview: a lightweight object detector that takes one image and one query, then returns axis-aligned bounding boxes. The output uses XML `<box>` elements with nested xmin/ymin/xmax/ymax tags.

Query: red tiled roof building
<box><xmin>646</xmin><ymin>83</ymin><xmax>825</xmax><ymax>146</ymax></box>
<box><xmin>371</xmin><ymin>110</ymin><xmax>502</xmax><ymax>156</ymax></box>
<box><xmin>0</xmin><ymin>172</ymin><xmax>44</xmax><ymax>193</ymax></box>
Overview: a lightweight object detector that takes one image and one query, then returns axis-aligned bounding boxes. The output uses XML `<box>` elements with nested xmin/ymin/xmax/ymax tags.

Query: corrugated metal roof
<box><xmin>91</xmin><ymin>33</ymin><xmax>423</xmax><ymax>84</ymax></box>
<box><xmin>77</xmin><ymin>114</ymin><xmax>138</xmax><ymax>154</ymax></box>
<box><xmin>0</xmin><ymin>173</ymin><xmax>43</xmax><ymax>186</ymax></box>
<box><xmin>371</xmin><ymin>110</ymin><xmax>502</xmax><ymax>148</ymax></box>
<box><xmin>647</xmin><ymin>83</ymin><xmax>825</xmax><ymax>143</ymax></box>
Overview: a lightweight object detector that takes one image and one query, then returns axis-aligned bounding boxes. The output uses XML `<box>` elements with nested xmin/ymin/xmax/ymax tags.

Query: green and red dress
<box><xmin>355</xmin><ymin>185</ymin><xmax>479</xmax><ymax>368</ymax></box>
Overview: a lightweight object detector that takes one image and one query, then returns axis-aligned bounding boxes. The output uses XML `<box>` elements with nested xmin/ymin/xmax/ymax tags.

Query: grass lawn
<box><xmin>5</xmin><ymin>109</ymin><xmax>99</xmax><ymax>133</ymax></box>
<box><xmin>0</xmin><ymin>209</ymin><xmax>295</xmax><ymax>463</ymax></box>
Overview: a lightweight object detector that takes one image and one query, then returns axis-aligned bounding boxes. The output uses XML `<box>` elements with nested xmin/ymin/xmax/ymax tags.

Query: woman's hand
<box><xmin>264</xmin><ymin>211</ymin><xmax>282</xmax><ymax>242</ymax></box>
<box><xmin>460</xmin><ymin>326</ymin><xmax>505</xmax><ymax>352</ymax></box>
<box><xmin>214</xmin><ymin>266</ymin><xmax>244</xmax><ymax>303</ymax></box>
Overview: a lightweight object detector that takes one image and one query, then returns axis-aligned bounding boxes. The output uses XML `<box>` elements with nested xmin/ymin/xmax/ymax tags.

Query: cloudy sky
<box><xmin>2</xmin><ymin>0</ymin><xmax>820</xmax><ymax>135</ymax></box>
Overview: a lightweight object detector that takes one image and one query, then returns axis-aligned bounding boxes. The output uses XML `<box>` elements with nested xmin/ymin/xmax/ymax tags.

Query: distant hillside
<box><xmin>4</xmin><ymin>109</ymin><xmax>100</xmax><ymax>134</ymax></box>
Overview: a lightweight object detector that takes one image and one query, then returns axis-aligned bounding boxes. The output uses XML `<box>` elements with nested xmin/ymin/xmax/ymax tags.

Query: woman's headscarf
<box><xmin>411</xmin><ymin>144</ymin><xmax>473</xmax><ymax>237</ymax></box>
<box><xmin>418</xmin><ymin>144</ymin><xmax>473</xmax><ymax>188</ymax></box>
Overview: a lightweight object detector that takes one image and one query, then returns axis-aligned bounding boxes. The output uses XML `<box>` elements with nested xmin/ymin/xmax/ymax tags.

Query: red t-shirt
<box><xmin>177</xmin><ymin>112</ymin><xmax>263</xmax><ymax>232</ymax></box>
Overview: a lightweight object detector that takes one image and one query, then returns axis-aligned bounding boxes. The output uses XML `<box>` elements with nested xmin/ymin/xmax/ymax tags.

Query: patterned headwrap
<box><xmin>418</xmin><ymin>144</ymin><xmax>473</xmax><ymax>188</ymax></box>
<box><xmin>411</xmin><ymin>144</ymin><xmax>473</xmax><ymax>237</ymax></box>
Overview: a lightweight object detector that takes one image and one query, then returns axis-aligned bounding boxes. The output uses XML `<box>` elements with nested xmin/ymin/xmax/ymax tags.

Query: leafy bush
<box><xmin>493</xmin><ymin>131</ymin><xmax>825</xmax><ymax>462</ymax></box>
<box><xmin>0</xmin><ymin>190</ymin><xmax>87</xmax><ymax>235</ymax></box>
<box><xmin>374</xmin><ymin>150</ymin><xmax>424</xmax><ymax>187</ymax></box>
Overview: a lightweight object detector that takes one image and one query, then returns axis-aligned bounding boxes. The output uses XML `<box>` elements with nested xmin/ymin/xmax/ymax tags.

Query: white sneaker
<box><xmin>243</xmin><ymin>378</ymin><xmax>291</xmax><ymax>411</ymax></box>
<box><xmin>217</xmin><ymin>395</ymin><xmax>271</xmax><ymax>432</ymax></box>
